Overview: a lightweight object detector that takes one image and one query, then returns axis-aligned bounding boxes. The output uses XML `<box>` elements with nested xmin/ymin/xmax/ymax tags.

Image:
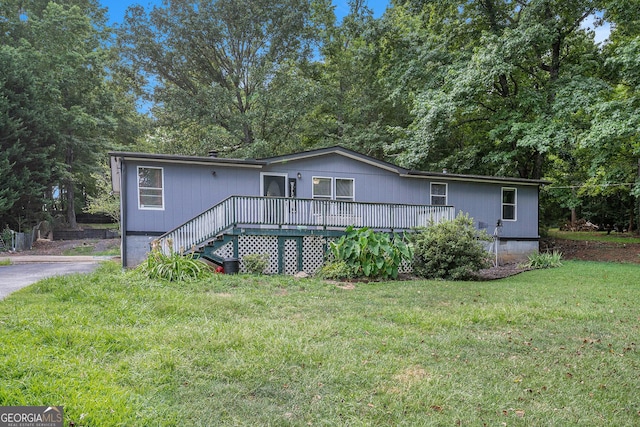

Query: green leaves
<box><xmin>0</xmin><ymin>0</ymin><xmax>125</xmax><ymax>229</ymax></box>
<box><xmin>328</xmin><ymin>226</ymin><xmax>413</xmax><ymax>280</ymax></box>
<box><xmin>137</xmin><ymin>241</ymin><xmax>209</xmax><ymax>282</ymax></box>
<box><xmin>118</xmin><ymin>0</ymin><xmax>318</xmax><ymax>151</ymax></box>
<box><xmin>412</xmin><ymin>213</ymin><xmax>492</xmax><ymax>280</ymax></box>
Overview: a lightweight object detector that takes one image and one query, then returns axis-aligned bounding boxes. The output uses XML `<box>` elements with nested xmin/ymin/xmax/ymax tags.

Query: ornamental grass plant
<box><xmin>137</xmin><ymin>238</ymin><xmax>209</xmax><ymax>281</ymax></box>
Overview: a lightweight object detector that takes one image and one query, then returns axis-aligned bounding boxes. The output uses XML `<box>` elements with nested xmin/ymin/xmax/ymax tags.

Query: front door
<box><xmin>261</xmin><ymin>174</ymin><xmax>287</xmax><ymax>225</ymax></box>
<box><xmin>263</xmin><ymin>174</ymin><xmax>286</xmax><ymax>197</ymax></box>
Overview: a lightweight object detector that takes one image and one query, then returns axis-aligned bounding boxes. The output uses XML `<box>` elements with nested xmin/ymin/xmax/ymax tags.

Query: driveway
<box><xmin>0</xmin><ymin>258</ymin><xmax>103</xmax><ymax>300</ymax></box>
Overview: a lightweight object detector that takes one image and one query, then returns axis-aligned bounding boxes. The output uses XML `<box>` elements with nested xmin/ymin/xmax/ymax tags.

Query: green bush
<box><xmin>412</xmin><ymin>213</ymin><xmax>492</xmax><ymax>280</ymax></box>
<box><xmin>328</xmin><ymin>226</ymin><xmax>412</xmax><ymax>280</ymax></box>
<box><xmin>523</xmin><ymin>250</ymin><xmax>563</xmax><ymax>269</ymax></box>
<box><xmin>137</xmin><ymin>239</ymin><xmax>209</xmax><ymax>281</ymax></box>
<box><xmin>316</xmin><ymin>260</ymin><xmax>355</xmax><ymax>280</ymax></box>
<box><xmin>242</xmin><ymin>253</ymin><xmax>270</xmax><ymax>274</ymax></box>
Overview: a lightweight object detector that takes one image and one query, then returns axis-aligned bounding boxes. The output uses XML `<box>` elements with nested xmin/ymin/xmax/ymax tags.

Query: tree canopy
<box><xmin>1</xmin><ymin>0</ymin><xmax>639</xmax><ymax>231</ymax></box>
<box><xmin>0</xmin><ymin>0</ymin><xmax>140</xmax><ymax>229</ymax></box>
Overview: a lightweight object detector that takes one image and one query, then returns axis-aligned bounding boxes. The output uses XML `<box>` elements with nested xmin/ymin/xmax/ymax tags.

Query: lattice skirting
<box><xmin>208</xmin><ymin>233</ymin><xmax>414</xmax><ymax>275</ymax></box>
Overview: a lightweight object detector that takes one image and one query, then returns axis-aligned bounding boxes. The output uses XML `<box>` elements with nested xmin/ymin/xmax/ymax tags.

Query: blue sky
<box><xmin>100</xmin><ymin>0</ymin><xmax>391</xmax><ymax>25</ymax></box>
<box><xmin>99</xmin><ymin>1</ymin><xmax>609</xmax><ymax>44</ymax></box>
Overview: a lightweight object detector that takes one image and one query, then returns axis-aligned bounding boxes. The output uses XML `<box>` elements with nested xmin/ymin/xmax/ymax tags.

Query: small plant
<box><xmin>137</xmin><ymin>239</ymin><xmax>209</xmax><ymax>281</ymax></box>
<box><xmin>523</xmin><ymin>250</ymin><xmax>563</xmax><ymax>269</ymax></box>
<box><xmin>316</xmin><ymin>260</ymin><xmax>355</xmax><ymax>280</ymax></box>
<box><xmin>1</xmin><ymin>228</ymin><xmax>13</xmax><ymax>252</ymax></box>
<box><xmin>412</xmin><ymin>212</ymin><xmax>492</xmax><ymax>280</ymax></box>
<box><xmin>328</xmin><ymin>226</ymin><xmax>412</xmax><ymax>280</ymax></box>
<box><xmin>242</xmin><ymin>253</ymin><xmax>270</xmax><ymax>274</ymax></box>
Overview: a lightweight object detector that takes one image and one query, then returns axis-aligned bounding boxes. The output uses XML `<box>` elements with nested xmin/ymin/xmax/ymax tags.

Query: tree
<box><xmin>84</xmin><ymin>163</ymin><xmax>120</xmax><ymax>228</ymax></box>
<box><xmin>387</xmin><ymin>0</ymin><xmax>606</xmax><ymax>180</ymax></box>
<box><xmin>1</xmin><ymin>0</ymin><xmax>124</xmax><ymax>229</ymax></box>
<box><xmin>118</xmin><ymin>0</ymin><xmax>320</xmax><ymax>155</ymax></box>
<box><xmin>576</xmin><ymin>2</ymin><xmax>640</xmax><ymax>230</ymax></box>
<box><xmin>0</xmin><ymin>46</ymin><xmax>55</xmax><ymax>229</ymax></box>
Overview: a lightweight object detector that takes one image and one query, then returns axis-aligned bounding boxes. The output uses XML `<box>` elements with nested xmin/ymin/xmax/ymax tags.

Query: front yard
<box><xmin>0</xmin><ymin>261</ymin><xmax>638</xmax><ymax>425</ymax></box>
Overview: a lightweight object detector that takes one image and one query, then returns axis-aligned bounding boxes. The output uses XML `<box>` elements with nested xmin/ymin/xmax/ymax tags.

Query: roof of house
<box><xmin>109</xmin><ymin>146</ymin><xmax>550</xmax><ymax>186</ymax></box>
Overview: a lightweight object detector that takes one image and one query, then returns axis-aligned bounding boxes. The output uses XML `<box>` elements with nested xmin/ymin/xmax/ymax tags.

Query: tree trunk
<box><xmin>65</xmin><ymin>180</ymin><xmax>78</xmax><ymax>229</ymax></box>
<box><xmin>65</xmin><ymin>146</ymin><xmax>78</xmax><ymax>229</ymax></box>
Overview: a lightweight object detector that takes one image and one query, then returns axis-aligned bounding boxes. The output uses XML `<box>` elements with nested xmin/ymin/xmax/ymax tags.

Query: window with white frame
<box><xmin>430</xmin><ymin>183</ymin><xmax>447</xmax><ymax>205</ymax></box>
<box><xmin>312</xmin><ymin>177</ymin><xmax>355</xmax><ymax>201</ymax></box>
<box><xmin>502</xmin><ymin>188</ymin><xmax>517</xmax><ymax>221</ymax></box>
<box><xmin>138</xmin><ymin>166</ymin><xmax>164</xmax><ymax>210</ymax></box>
<box><xmin>336</xmin><ymin>178</ymin><xmax>355</xmax><ymax>202</ymax></box>
<box><xmin>312</xmin><ymin>177</ymin><xmax>332</xmax><ymax>200</ymax></box>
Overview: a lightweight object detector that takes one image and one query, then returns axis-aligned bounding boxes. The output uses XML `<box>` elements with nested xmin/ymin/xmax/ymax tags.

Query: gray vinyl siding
<box><xmin>263</xmin><ymin>154</ymin><xmax>429</xmax><ymax>204</ymax></box>
<box><xmin>124</xmin><ymin>161</ymin><xmax>260</xmax><ymax>232</ymax></box>
<box><xmin>122</xmin><ymin>153</ymin><xmax>540</xmax><ymax>239</ymax></box>
<box><xmin>448</xmin><ymin>181</ymin><xmax>539</xmax><ymax>238</ymax></box>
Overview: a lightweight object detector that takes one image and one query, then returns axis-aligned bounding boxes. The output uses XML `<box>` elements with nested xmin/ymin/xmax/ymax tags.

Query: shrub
<box><xmin>412</xmin><ymin>213</ymin><xmax>492</xmax><ymax>280</ymax></box>
<box><xmin>316</xmin><ymin>260</ymin><xmax>355</xmax><ymax>280</ymax></box>
<box><xmin>242</xmin><ymin>253</ymin><xmax>270</xmax><ymax>274</ymax></box>
<box><xmin>137</xmin><ymin>239</ymin><xmax>209</xmax><ymax>281</ymax></box>
<box><xmin>523</xmin><ymin>250</ymin><xmax>563</xmax><ymax>269</ymax></box>
<box><xmin>328</xmin><ymin>226</ymin><xmax>412</xmax><ymax>280</ymax></box>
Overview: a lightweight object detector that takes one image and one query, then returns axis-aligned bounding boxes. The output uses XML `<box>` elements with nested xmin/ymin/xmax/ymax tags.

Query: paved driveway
<box><xmin>0</xmin><ymin>262</ymin><xmax>100</xmax><ymax>300</ymax></box>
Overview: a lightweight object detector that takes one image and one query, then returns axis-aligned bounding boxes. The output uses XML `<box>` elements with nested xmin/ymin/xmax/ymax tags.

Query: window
<box><xmin>312</xmin><ymin>177</ymin><xmax>332</xmax><ymax>200</ymax></box>
<box><xmin>138</xmin><ymin>166</ymin><xmax>164</xmax><ymax>210</ymax></box>
<box><xmin>336</xmin><ymin>178</ymin><xmax>355</xmax><ymax>202</ymax></box>
<box><xmin>430</xmin><ymin>183</ymin><xmax>447</xmax><ymax>205</ymax></box>
<box><xmin>502</xmin><ymin>188</ymin><xmax>517</xmax><ymax>221</ymax></box>
<box><xmin>312</xmin><ymin>177</ymin><xmax>355</xmax><ymax>201</ymax></box>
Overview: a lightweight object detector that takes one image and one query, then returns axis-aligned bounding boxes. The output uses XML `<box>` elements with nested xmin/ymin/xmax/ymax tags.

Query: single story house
<box><xmin>110</xmin><ymin>146</ymin><xmax>548</xmax><ymax>273</ymax></box>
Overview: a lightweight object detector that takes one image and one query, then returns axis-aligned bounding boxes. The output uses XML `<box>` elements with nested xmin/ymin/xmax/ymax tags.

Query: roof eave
<box><xmin>262</xmin><ymin>146</ymin><xmax>408</xmax><ymax>175</ymax></box>
<box><xmin>108</xmin><ymin>151</ymin><xmax>266</xmax><ymax>168</ymax></box>
<box><xmin>404</xmin><ymin>171</ymin><xmax>550</xmax><ymax>186</ymax></box>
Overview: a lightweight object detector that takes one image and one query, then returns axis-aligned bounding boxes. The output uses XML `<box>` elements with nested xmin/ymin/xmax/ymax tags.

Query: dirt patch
<box><xmin>542</xmin><ymin>238</ymin><xmax>640</xmax><ymax>264</ymax></box>
<box><xmin>9</xmin><ymin>238</ymin><xmax>120</xmax><ymax>256</ymax></box>
<box><xmin>472</xmin><ymin>263</ymin><xmax>530</xmax><ymax>281</ymax></box>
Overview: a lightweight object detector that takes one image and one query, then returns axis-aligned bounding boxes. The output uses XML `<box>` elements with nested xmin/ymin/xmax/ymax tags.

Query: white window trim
<box><xmin>312</xmin><ymin>176</ymin><xmax>333</xmax><ymax>199</ymax></box>
<box><xmin>335</xmin><ymin>177</ymin><xmax>355</xmax><ymax>202</ymax></box>
<box><xmin>430</xmin><ymin>182</ymin><xmax>448</xmax><ymax>206</ymax></box>
<box><xmin>312</xmin><ymin>177</ymin><xmax>355</xmax><ymax>201</ymax></box>
<box><xmin>502</xmin><ymin>187</ymin><xmax>517</xmax><ymax>221</ymax></box>
<box><xmin>137</xmin><ymin>166</ymin><xmax>165</xmax><ymax>210</ymax></box>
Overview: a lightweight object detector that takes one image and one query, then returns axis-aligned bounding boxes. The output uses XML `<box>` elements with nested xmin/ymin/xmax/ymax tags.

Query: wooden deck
<box><xmin>157</xmin><ymin>196</ymin><xmax>455</xmax><ymax>255</ymax></box>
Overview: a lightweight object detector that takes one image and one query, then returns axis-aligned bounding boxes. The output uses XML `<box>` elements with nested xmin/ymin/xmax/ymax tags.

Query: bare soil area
<box><xmin>542</xmin><ymin>238</ymin><xmax>640</xmax><ymax>264</ymax></box>
<box><xmin>12</xmin><ymin>238</ymin><xmax>121</xmax><ymax>256</ymax></box>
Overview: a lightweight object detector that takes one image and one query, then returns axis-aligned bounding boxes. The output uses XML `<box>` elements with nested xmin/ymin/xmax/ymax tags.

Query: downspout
<box><xmin>120</xmin><ymin>159</ymin><xmax>128</xmax><ymax>268</ymax></box>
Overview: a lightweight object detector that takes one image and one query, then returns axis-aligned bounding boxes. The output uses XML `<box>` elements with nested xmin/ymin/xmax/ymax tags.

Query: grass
<box><xmin>62</xmin><ymin>243</ymin><xmax>97</xmax><ymax>256</ymax></box>
<box><xmin>0</xmin><ymin>261</ymin><xmax>639</xmax><ymax>425</ymax></box>
<box><xmin>0</xmin><ymin>259</ymin><xmax>10</xmax><ymax>266</ymax></box>
<box><xmin>61</xmin><ymin>240</ymin><xmax>120</xmax><ymax>257</ymax></box>
<box><xmin>78</xmin><ymin>223</ymin><xmax>118</xmax><ymax>230</ymax></box>
<box><xmin>548</xmin><ymin>228</ymin><xmax>640</xmax><ymax>244</ymax></box>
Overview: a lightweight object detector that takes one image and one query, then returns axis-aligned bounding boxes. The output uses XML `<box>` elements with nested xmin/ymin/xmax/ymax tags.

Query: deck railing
<box><xmin>157</xmin><ymin>196</ymin><xmax>455</xmax><ymax>255</ymax></box>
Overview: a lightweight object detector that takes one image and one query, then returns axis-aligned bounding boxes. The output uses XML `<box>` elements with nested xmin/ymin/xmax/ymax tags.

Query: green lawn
<box><xmin>0</xmin><ymin>261</ymin><xmax>638</xmax><ymax>425</ymax></box>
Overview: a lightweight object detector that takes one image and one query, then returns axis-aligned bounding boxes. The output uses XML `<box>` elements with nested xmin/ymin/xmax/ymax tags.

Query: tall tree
<box><xmin>574</xmin><ymin>0</ymin><xmax>640</xmax><ymax>230</ymax></box>
<box><xmin>388</xmin><ymin>0</ymin><xmax>605</xmax><ymax>180</ymax></box>
<box><xmin>1</xmin><ymin>0</ymin><xmax>122</xmax><ymax>229</ymax></box>
<box><xmin>0</xmin><ymin>46</ymin><xmax>54</xmax><ymax>228</ymax></box>
<box><xmin>118</xmin><ymin>0</ymin><xmax>320</xmax><ymax>155</ymax></box>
